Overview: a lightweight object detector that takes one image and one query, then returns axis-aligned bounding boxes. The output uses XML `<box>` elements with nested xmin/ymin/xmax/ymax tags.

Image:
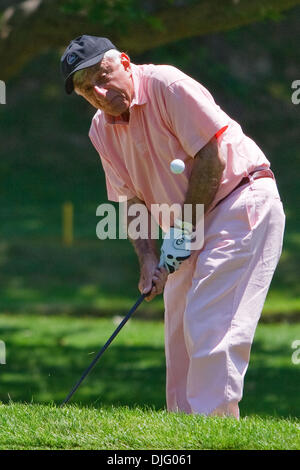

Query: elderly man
<box><xmin>60</xmin><ymin>35</ymin><xmax>285</xmax><ymax>418</ymax></box>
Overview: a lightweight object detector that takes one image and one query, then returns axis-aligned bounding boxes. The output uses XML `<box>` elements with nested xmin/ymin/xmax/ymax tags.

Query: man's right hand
<box><xmin>138</xmin><ymin>255</ymin><xmax>168</xmax><ymax>302</ymax></box>
<box><xmin>126</xmin><ymin>196</ymin><xmax>169</xmax><ymax>302</ymax></box>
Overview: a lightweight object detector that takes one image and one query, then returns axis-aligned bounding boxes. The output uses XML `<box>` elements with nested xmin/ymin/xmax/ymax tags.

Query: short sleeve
<box><xmin>164</xmin><ymin>79</ymin><xmax>229</xmax><ymax>157</ymax></box>
<box><xmin>100</xmin><ymin>155</ymin><xmax>135</xmax><ymax>202</ymax></box>
<box><xmin>89</xmin><ymin>129</ymin><xmax>135</xmax><ymax>202</ymax></box>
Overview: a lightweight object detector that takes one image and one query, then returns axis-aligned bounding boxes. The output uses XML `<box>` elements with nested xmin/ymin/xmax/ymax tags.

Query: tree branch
<box><xmin>1</xmin><ymin>0</ymin><xmax>300</xmax><ymax>81</ymax></box>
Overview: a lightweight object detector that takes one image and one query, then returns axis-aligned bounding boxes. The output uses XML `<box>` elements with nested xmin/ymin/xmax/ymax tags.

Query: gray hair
<box><xmin>73</xmin><ymin>49</ymin><xmax>122</xmax><ymax>88</ymax></box>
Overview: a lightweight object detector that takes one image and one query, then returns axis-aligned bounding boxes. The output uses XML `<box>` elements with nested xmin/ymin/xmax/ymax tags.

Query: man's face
<box><xmin>74</xmin><ymin>53</ymin><xmax>134</xmax><ymax>116</ymax></box>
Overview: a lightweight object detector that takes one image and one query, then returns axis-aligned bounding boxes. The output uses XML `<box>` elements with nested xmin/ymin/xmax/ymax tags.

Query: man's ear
<box><xmin>120</xmin><ymin>52</ymin><xmax>131</xmax><ymax>70</ymax></box>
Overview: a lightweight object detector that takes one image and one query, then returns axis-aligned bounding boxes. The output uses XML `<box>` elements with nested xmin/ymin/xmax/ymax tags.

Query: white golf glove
<box><xmin>159</xmin><ymin>219</ymin><xmax>194</xmax><ymax>274</ymax></box>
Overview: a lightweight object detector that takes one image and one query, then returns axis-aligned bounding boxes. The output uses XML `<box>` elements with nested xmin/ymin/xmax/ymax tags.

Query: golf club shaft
<box><xmin>60</xmin><ymin>292</ymin><xmax>147</xmax><ymax>406</ymax></box>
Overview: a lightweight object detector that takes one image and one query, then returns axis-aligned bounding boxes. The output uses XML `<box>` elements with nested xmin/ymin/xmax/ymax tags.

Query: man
<box><xmin>60</xmin><ymin>35</ymin><xmax>285</xmax><ymax>418</ymax></box>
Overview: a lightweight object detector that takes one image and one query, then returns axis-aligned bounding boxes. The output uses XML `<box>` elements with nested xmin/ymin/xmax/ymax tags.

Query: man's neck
<box><xmin>105</xmin><ymin>110</ymin><xmax>130</xmax><ymax>124</ymax></box>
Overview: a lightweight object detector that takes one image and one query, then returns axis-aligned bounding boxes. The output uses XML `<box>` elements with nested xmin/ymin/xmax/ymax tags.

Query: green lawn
<box><xmin>1</xmin><ymin>314</ymin><xmax>299</xmax><ymax>415</ymax></box>
<box><xmin>0</xmin><ymin>404</ymin><xmax>299</xmax><ymax>450</ymax></box>
<box><xmin>0</xmin><ymin>314</ymin><xmax>299</xmax><ymax>449</ymax></box>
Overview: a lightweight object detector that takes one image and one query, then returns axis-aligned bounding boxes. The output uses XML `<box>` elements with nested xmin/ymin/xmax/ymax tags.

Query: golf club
<box><xmin>60</xmin><ymin>291</ymin><xmax>149</xmax><ymax>406</ymax></box>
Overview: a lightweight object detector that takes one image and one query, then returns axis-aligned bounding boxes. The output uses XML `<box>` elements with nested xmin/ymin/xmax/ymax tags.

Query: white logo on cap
<box><xmin>67</xmin><ymin>53</ymin><xmax>77</xmax><ymax>65</ymax></box>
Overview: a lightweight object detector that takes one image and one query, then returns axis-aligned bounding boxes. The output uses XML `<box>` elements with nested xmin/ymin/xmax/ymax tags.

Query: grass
<box><xmin>0</xmin><ymin>314</ymin><xmax>299</xmax><ymax>449</ymax></box>
<box><xmin>1</xmin><ymin>314</ymin><xmax>299</xmax><ymax>416</ymax></box>
<box><xmin>0</xmin><ymin>315</ymin><xmax>165</xmax><ymax>407</ymax></box>
<box><xmin>0</xmin><ymin>404</ymin><xmax>299</xmax><ymax>450</ymax></box>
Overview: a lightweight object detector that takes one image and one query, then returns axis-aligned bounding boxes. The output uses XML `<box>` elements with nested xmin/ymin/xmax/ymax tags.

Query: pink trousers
<box><xmin>163</xmin><ymin>177</ymin><xmax>285</xmax><ymax>418</ymax></box>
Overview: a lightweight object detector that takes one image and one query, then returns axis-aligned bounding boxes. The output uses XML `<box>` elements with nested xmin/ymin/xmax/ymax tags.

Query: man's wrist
<box><xmin>139</xmin><ymin>251</ymin><xmax>158</xmax><ymax>264</ymax></box>
<box><xmin>129</xmin><ymin>237</ymin><xmax>158</xmax><ymax>265</ymax></box>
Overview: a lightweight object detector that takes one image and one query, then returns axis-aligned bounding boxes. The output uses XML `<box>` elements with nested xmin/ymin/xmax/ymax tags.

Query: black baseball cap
<box><xmin>60</xmin><ymin>35</ymin><xmax>118</xmax><ymax>94</ymax></box>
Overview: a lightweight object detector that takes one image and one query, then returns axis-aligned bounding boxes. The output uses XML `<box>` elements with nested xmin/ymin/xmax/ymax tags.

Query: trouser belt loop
<box><xmin>248</xmin><ymin>168</ymin><xmax>275</xmax><ymax>183</ymax></box>
<box><xmin>213</xmin><ymin>168</ymin><xmax>275</xmax><ymax>211</ymax></box>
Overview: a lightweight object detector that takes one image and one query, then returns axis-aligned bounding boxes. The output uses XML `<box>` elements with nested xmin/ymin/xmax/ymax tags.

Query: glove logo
<box><xmin>175</xmin><ymin>238</ymin><xmax>184</xmax><ymax>246</ymax></box>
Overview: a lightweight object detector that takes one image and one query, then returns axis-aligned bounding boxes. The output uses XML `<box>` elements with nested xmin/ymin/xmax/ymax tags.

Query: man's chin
<box><xmin>103</xmin><ymin>106</ymin><xmax>130</xmax><ymax>118</ymax></box>
<box><xmin>95</xmin><ymin>98</ymin><xmax>130</xmax><ymax>117</ymax></box>
<box><xmin>104</xmin><ymin>110</ymin><xmax>124</xmax><ymax>116</ymax></box>
<box><xmin>105</xmin><ymin>98</ymin><xmax>130</xmax><ymax>115</ymax></box>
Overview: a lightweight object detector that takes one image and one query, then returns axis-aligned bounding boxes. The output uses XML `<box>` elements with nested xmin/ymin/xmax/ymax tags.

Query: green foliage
<box><xmin>259</xmin><ymin>7</ymin><xmax>286</xmax><ymax>22</ymax></box>
<box><xmin>60</xmin><ymin>0</ymin><xmax>149</xmax><ymax>33</ymax></box>
<box><xmin>59</xmin><ymin>0</ymin><xmax>201</xmax><ymax>34</ymax></box>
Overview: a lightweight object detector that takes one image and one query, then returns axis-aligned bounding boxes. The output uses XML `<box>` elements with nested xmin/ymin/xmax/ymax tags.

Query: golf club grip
<box><xmin>60</xmin><ymin>293</ymin><xmax>147</xmax><ymax>406</ymax></box>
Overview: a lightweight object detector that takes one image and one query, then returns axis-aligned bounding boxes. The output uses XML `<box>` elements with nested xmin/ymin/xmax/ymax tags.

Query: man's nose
<box><xmin>94</xmin><ymin>85</ymin><xmax>108</xmax><ymax>100</ymax></box>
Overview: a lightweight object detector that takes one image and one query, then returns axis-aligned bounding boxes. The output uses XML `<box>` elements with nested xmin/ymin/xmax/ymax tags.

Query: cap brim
<box><xmin>64</xmin><ymin>52</ymin><xmax>106</xmax><ymax>94</ymax></box>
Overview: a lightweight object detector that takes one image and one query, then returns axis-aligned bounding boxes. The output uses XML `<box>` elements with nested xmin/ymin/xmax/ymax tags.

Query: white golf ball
<box><xmin>170</xmin><ymin>159</ymin><xmax>185</xmax><ymax>174</ymax></box>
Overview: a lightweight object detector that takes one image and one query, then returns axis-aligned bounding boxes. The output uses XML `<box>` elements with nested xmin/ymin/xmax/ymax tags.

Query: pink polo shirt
<box><xmin>89</xmin><ymin>63</ymin><xmax>270</xmax><ymax>229</ymax></box>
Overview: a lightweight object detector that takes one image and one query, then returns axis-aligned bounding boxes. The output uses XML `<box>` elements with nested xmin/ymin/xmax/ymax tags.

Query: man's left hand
<box><xmin>159</xmin><ymin>219</ymin><xmax>194</xmax><ymax>273</ymax></box>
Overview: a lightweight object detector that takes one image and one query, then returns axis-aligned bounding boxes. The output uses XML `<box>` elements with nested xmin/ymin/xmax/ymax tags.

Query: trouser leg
<box><xmin>163</xmin><ymin>261</ymin><xmax>195</xmax><ymax>413</ymax></box>
<box><xmin>164</xmin><ymin>178</ymin><xmax>285</xmax><ymax>417</ymax></box>
<box><xmin>184</xmin><ymin>179</ymin><xmax>285</xmax><ymax>417</ymax></box>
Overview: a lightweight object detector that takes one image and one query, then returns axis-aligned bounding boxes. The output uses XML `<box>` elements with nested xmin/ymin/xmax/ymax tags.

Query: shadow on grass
<box><xmin>241</xmin><ymin>339</ymin><xmax>300</xmax><ymax>418</ymax></box>
<box><xmin>1</xmin><ymin>325</ymin><xmax>299</xmax><ymax>417</ymax></box>
<box><xmin>1</xmin><ymin>331</ymin><xmax>166</xmax><ymax>409</ymax></box>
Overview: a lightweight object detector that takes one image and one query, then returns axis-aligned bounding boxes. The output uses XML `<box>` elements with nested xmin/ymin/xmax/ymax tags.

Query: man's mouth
<box><xmin>109</xmin><ymin>94</ymin><xmax>123</xmax><ymax>105</ymax></box>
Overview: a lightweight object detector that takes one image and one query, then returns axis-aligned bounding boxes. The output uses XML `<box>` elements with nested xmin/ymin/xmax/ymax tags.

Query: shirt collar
<box><xmin>129</xmin><ymin>63</ymin><xmax>147</xmax><ymax>107</ymax></box>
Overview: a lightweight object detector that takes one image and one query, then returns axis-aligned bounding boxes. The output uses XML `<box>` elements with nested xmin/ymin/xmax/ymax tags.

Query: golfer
<box><xmin>61</xmin><ymin>35</ymin><xmax>285</xmax><ymax>418</ymax></box>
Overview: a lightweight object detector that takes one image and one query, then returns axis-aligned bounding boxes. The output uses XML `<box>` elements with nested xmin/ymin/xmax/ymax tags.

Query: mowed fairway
<box><xmin>1</xmin><ymin>404</ymin><xmax>299</xmax><ymax>450</ymax></box>
<box><xmin>0</xmin><ymin>314</ymin><xmax>299</xmax><ymax>449</ymax></box>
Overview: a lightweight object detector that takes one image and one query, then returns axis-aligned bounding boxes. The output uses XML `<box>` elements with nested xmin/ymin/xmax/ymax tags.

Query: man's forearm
<box><xmin>126</xmin><ymin>197</ymin><xmax>159</xmax><ymax>266</ymax></box>
<box><xmin>129</xmin><ymin>236</ymin><xmax>159</xmax><ymax>266</ymax></box>
<box><xmin>184</xmin><ymin>137</ymin><xmax>225</xmax><ymax>226</ymax></box>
